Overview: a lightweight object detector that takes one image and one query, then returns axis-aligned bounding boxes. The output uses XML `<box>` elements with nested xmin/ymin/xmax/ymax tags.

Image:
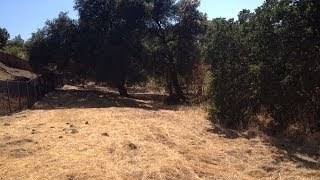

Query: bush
<box><xmin>203</xmin><ymin>0</ymin><xmax>320</xmax><ymax>133</ymax></box>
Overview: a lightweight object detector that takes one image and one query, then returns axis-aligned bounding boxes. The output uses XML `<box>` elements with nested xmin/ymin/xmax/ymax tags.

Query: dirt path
<box><xmin>0</xmin><ymin>87</ymin><xmax>319</xmax><ymax>179</ymax></box>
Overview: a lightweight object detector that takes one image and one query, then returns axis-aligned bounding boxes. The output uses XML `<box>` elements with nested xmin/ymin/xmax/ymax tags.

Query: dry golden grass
<box><xmin>0</xmin><ymin>85</ymin><xmax>319</xmax><ymax>180</ymax></box>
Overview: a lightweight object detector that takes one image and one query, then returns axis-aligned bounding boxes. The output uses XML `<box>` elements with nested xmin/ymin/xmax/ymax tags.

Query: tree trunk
<box><xmin>167</xmin><ymin>53</ymin><xmax>185</xmax><ymax>101</ymax></box>
<box><xmin>170</xmin><ymin>69</ymin><xmax>185</xmax><ymax>102</ymax></box>
<box><xmin>117</xmin><ymin>83</ymin><xmax>128</xmax><ymax>97</ymax></box>
<box><xmin>116</xmin><ymin>60</ymin><xmax>129</xmax><ymax>97</ymax></box>
<box><xmin>156</xmin><ymin>19</ymin><xmax>185</xmax><ymax>102</ymax></box>
<box><xmin>117</xmin><ymin>77</ymin><xmax>128</xmax><ymax>97</ymax></box>
<box><xmin>166</xmin><ymin>73</ymin><xmax>174</xmax><ymax>96</ymax></box>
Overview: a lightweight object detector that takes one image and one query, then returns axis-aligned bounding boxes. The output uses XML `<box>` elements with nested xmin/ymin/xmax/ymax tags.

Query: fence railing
<box><xmin>0</xmin><ymin>75</ymin><xmax>56</xmax><ymax>116</ymax></box>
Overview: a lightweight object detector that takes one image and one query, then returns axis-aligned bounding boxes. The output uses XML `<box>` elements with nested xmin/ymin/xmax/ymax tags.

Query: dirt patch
<box><xmin>6</xmin><ymin>138</ymin><xmax>33</xmax><ymax>146</ymax></box>
<box><xmin>0</xmin><ymin>62</ymin><xmax>36</xmax><ymax>81</ymax></box>
<box><xmin>64</xmin><ymin>128</ymin><xmax>79</xmax><ymax>134</ymax></box>
<box><xmin>9</xmin><ymin>148</ymin><xmax>33</xmax><ymax>158</ymax></box>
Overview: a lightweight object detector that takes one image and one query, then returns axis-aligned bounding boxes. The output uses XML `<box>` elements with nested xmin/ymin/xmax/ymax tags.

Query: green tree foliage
<box><xmin>0</xmin><ymin>27</ymin><xmax>10</xmax><ymax>49</ymax></box>
<box><xmin>144</xmin><ymin>0</ymin><xmax>206</xmax><ymax>100</ymax></box>
<box><xmin>27</xmin><ymin>0</ymin><xmax>206</xmax><ymax>97</ymax></box>
<box><xmin>175</xmin><ymin>0</ymin><xmax>207</xmax><ymax>86</ymax></box>
<box><xmin>250</xmin><ymin>0</ymin><xmax>320</xmax><ymax>130</ymax></box>
<box><xmin>28</xmin><ymin>12</ymin><xmax>77</xmax><ymax>73</ymax></box>
<box><xmin>203</xmin><ymin>0</ymin><xmax>320</xmax><ymax>131</ymax></box>
<box><xmin>27</xmin><ymin>29</ymin><xmax>48</xmax><ymax>72</ymax></box>
<box><xmin>3</xmin><ymin>35</ymin><xmax>28</xmax><ymax>59</ymax></box>
<box><xmin>74</xmin><ymin>0</ymin><xmax>148</xmax><ymax>96</ymax></box>
<box><xmin>202</xmin><ymin>18</ymin><xmax>255</xmax><ymax>130</ymax></box>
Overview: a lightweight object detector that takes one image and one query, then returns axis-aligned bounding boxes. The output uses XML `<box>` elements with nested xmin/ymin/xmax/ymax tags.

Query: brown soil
<box><xmin>0</xmin><ymin>62</ymin><xmax>36</xmax><ymax>81</ymax></box>
<box><xmin>0</xmin><ymin>86</ymin><xmax>319</xmax><ymax>179</ymax></box>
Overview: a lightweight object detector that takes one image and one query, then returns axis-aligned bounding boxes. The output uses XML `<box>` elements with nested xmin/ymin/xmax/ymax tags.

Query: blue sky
<box><xmin>0</xmin><ymin>0</ymin><xmax>265</xmax><ymax>40</ymax></box>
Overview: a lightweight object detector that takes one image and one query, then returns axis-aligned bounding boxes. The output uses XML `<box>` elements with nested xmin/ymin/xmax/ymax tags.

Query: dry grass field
<box><xmin>0</xmin><ymin>86</ymin><xmax>319</xmax><ymax>180</ymax></box>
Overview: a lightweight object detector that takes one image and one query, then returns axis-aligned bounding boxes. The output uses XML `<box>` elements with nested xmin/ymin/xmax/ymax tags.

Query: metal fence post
<box><xmin>33</xmin><ymin>80</ymin><xmax>37</xmax><ymax>100</ymax></box>
<box><xmin>38</xmin><ymin>78</ymin><xmax>41</xmax><ymax>99</ymax></box>
<box><xmin>18</xmin><ymin>82</ymin><xmax>21</xmax><ymax>110</ymax></box>
<box><xmin>1</xmin><ymin>76</ymin><xmax>51</xmax><ymax>115</ymax></box>
<box><xmin>26</xmin><ymin>82</ymin><xmax>30</xmax><ymax>107</ymax></box>
<box><xmin>6</xmin><ymin>81</ymin><xmax>12</xmax><ymax>114</ymax></box>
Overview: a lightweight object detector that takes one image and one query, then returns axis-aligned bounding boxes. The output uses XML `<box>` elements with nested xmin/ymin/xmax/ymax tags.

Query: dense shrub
<box><xmin>203</xmin><ymin>0</ymin><xmax>320</xmax><ymax>132</ymax></box>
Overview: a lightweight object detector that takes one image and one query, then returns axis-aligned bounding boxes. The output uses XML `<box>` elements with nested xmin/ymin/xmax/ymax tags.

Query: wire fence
<box><xmin>0</xmin><ymin>75</ymin><xmax>58</xmax><ymax>116</ymax></box>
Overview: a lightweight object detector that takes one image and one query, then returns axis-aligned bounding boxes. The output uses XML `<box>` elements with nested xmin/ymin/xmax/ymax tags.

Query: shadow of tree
<box><xmin>207</xmin><ymin>125</ymin><xmax>244</xmax><ymax>139</ymax></box>
<box><xmin>266</xmin><ymin>137</ymin><xmax>320</xmax><ymax>170</ymax></box>
<box><xmin>207</xmin><ymin>123</ymin><xmax>320</xmax><ymax>171</ymax></box>
<box><xmin>32</xmin><ymin>88</ymin><xmax>178</xmax><ymax>111</ymax></box>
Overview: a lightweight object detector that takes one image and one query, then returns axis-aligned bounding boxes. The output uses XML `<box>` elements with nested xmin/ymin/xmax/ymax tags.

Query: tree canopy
<box><xmin>3</xmin><ymin>35</ymin><xmax>28</xmax><ymax>59</ymax></box>
<box><xmin>28</xmin><ymin>12</ymin><xmax>77</xmax><ymax>73</ymax></box>
<box><xmin>28</xmin><ymin>0</ymin><xmax>206</xmax><ymax>98</ymax></box>
<box><xmin>0</xmin><ymin>27</ymin><xmax>10</xmax><ymax>49</ymax></box>
<box><xmin>202</xmin><ymin>0</ymin><xmax>320</xmax><ymax>131</ymax></box>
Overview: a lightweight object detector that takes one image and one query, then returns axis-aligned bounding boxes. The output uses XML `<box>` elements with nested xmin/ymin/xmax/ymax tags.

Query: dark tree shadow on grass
<box><xmin>266</xmin><ymin>137</ymin><xmax>320</xmax><ymax>170</ymax></box>
<box><xmin>32</xmin><ymin>88</ymin><xmax>179</xmax><ymax>111</ymax></box>
<box><xmin>207</xmin><ymin>122</ymin><xmax>320</xmax><ymax>171</ymax></box>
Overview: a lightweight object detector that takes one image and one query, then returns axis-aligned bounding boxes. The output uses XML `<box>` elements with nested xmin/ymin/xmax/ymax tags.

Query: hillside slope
<box><xmin>0</xmin><ymin>87</ymin><xmax>319</xmax><ymax>179</ymax></box>
<box><xmin>0</xmin><ymin>51</ymin><xmax>31</xmax><ymax>71</ymax></box>
<box><xmin>0</xmin><ymin>62</ymin><xmax>36</xmax><ymax>81</ymax></box>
